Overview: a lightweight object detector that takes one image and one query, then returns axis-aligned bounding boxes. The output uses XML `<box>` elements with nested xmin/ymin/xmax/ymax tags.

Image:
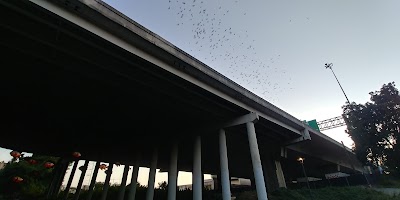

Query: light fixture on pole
<box><xmin>324</xmin><ymin>63</ymin><xmax>350</xmax><ymax>104</ymax></box>
<box><xmin>297</xmin><ymin>157</ymin><xmax>314</xmax><ymax>200</ymax></box>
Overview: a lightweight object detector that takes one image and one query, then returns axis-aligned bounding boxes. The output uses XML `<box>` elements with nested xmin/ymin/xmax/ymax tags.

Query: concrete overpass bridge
<box><xmin>0</xmin><ymin>0</ymin><xmax>363</xmax><ymax>199</ymax></box>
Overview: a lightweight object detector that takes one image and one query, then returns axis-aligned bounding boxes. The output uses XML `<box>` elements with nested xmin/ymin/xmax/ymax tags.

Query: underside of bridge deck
<box><xmin>0</xmin><ymin>0</ymin><xmax>301</xmax><ymax>180</ymax></box>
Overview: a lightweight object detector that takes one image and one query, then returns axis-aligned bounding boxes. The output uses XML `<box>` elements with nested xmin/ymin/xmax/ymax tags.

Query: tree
<box><xmin>157</xmin><ymin>181</ymin><xmax>168</xmax><ymax>190</ymax></box>
<box><xmin>0</xmin><ymin>155</ymin><xmax>59</xmax><ymax>199</ymax></box>
<box><xmin>343</xmin><ymin>82</ymin><xmax>400</xmax><ymax>175</ymax></box>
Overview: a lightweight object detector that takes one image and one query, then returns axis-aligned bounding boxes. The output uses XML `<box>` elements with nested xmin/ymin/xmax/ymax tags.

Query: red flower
<box><xmin>99</xmin><ymin>164</ymin><xmax>108</xmax><ymax>170</ymax></box>
<box><xmin>12</xmin><ymin>176</ymin><xmax>23</xmax><ymax>183</ymax></box>
<box><xmin>27</xmin><ymin>159</ymin><xmax>38</xmax><ymax>165</ymax></box>
<box><xmin>10</xmin><ymin>151</ymin><xmax>21</xmax><ymax>158</ymax></box>
<box><xmin>44</xmin><ymin>162</ymin><xmax>55</xmax><ymax>168</ymax></box>
<box><xmin>72</xmin><ymin>152</ymin><xmax>81</xmax><ymax>158</ymax></box>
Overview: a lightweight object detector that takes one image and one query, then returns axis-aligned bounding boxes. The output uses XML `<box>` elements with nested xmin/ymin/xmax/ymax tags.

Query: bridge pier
<box><xmin>73</xmin><ymin>160</ymin><xmax>89</xmax><ymax>200</ymax></box>
<box><xmin>117</xmin><ymin>164</ymin><xmax>130</xmax><ymax>200</ymax></box>
<box><xmin>193</xmin><ymin>135</ymin><xmax>202</xmax><ymax>200</ymax></box>
<box><xmin>146</xmin><ymin>149</ymin><xmax>158</xmax><ymax>200</ymax></box>
<box><xmin>86</xmin><ymin>161</ymin><xmax>100</xmax><ymax>200</ymax></box>
<box><xmin>63</xmin><ymin>160</ymin><xmax>79</xmax><ymax>200</ymax></box>
<box><xmin>246</xmin><ymin>122</ymin><xmax>269</xmax><ymax>200</ymax></box>
<box><xmin>262</xmin><ymin>159</ymin><xmax>281</xmax><ymax>193</ymax></box>
<box><xmin>168</xmin><ymin>141</ymin><xmax>179</xmax><ymax>200</ymax></box>
<box><xmin>100</xmin><ymin>163</ymin><xmax>114</xmax><ymax>200</ymax></box>
<box><xmin>47</xmin><ymin>157</ymin><xmax>68</xmax><ymax>198</ymax></box>
<box><xmin>275</xmin><ymin>160</ymin><xmax>287</xmax><ymax>188</ymax></box>
<box><xmin>219</xmin><ymin>129</ymin><xmax>231</xmax><ymax>200</ymax></box>
<box><xmin>128</xmin><ymin>155</ymin><xmax>140</xmax><ymax>200</ymax></box>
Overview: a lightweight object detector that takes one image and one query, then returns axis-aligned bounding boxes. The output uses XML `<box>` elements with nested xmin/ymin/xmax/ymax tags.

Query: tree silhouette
<box><xmin>343</xmin><ymin>82</ymin><xmax>400</xmax><ymax>176</ymax></box>
<box><xmin>157</xmin><ymin>181</ymin><xmax>168</xmax><ymax>190</ymax></box>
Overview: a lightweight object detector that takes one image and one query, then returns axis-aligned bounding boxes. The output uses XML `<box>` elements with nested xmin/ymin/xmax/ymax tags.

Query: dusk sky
<box><xmin>1</xmin><ymin>0</ymin><xmax>400</xmax><ymax>187</ymax></box>
<box><xmin>102</xmin><ymin>0</ymin><xmax>400</xmax><ymax>147</ymax></box>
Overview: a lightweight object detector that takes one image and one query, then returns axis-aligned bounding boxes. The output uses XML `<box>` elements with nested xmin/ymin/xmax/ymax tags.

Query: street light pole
<box><xmin>297</xmin><ymin>157</ymin><xmax>314</xmax><ymax>200</ymax></box>
<box><xmin>325</xmin><ymin>63</ymin><xmax>350</xmax><ymax>103</ymax></box>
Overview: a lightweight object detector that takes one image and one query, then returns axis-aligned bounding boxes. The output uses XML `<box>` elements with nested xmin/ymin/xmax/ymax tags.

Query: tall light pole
<box><xmin>297</xmin><ymin>157</ymin><xmax>314</xmax><ymax>200</ymax></box>
<box><xmin>325</xmin><ymin>63</ymin><xmax>350</xmax><ymax>103</ymax></box>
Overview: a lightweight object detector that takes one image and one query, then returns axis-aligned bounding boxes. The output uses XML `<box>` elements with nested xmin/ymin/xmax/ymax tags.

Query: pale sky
<box><xmin>101</xmin><ymin>0</ymin><xmax>400</xmax><ymax>147</ymax></box>
<box><xmin>1</xmin><ymin>0</ymin><xmax>400</xmax><ymax>187</ymax></box>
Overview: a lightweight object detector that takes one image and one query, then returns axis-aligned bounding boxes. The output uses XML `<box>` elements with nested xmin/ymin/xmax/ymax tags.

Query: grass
<box><xmin>377</xmin><ymin>175</ymin><xmax>400</xmax><ymax>188</ymax></box>
<box><xmin>235</xmin><ymin>186</ymin><xmax>400</xmax><ymax>200</ymax></box>
<box><xmin>2</xmin><ymin>181</ymin><xmax>400</xmax><ymax>200</ymax></box>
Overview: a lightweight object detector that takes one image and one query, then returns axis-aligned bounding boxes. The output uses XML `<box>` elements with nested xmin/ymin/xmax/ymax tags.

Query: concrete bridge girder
<box><xmin>0</xmin><ymin>0</ymin><xmax>363</xmax><ymax>199</ymax></box>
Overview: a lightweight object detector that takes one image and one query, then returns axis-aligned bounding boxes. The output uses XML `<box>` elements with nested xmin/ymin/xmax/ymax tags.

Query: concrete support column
<box><xmin>117</xmin><ymin>164</ymin><xmax>130</xmax><ymax>200</ymax></box>
<box><xmin>86</xmin><ymin>161</ymin><xmax>101</xmax><ymax>200</ymax></box>
<box><xmin>47</xmin><ymin>157</ymin><xmax>67</xmax><ymax>198</ymax></box>
<box><xmin>219</xmin><ymin>129</ymin><xmax>231</xmax><ymax>200</ymax></box>
<box><xmin>73</xmin><ymin>160</ymin><xmax>89</xmax><ymax>200</ymax></box>
<box><xmin>63</xmin><ymin>160</ymin><xmax>79</xmax><ymax>200</ymax></box>
<box><xmin>193</xmin><ymin>135</ymin><xmax>202</xmax><ymax>200</ymax></box>
<box><xmin>211</xmin><ymin>174</ymin><xmax>220</xmax><ymax>192</ymax></box>
<box><xmin>275</xmin><ymin>161</ymin><xmax>286</xmax><ymax>188</ymax></box>
<box><xmin>262</xmin><ymin>159</ymin><xmax>281</xmax><ymax>193</ymax></box>
<box><xmin>46</xmin><ymin>158</ymin><xmax>60</xmax><ymax>197</ymax></box>
<box><xmin>128</xmin><ymin>155</ymin><xmax>140</xmax><ymax>200</ymax></box>
<box><xmin>100</xmin><ymin>163</ymin><xmax>114</xmax><ymax>200</ymax></box>
<box><xmin>246</xmin><ymin>122</ymin><xmax>268</xmax><ymax>200</ymax></box>
<box><xmin>201</xmin><ymin>173</ymin><xmax>205</xmax><ymax>192</ymax></box>
<box><xmin>146</xmin><ymin>149</ymin><xmax>158</xmax><ymax>200</ymax></box>
<box><xmin>55</xmin><ymin>159</ymin><xmax>69</xmax><ymax>197</ymax></box>
<box><xmin>168</xmin><ymin>142</ymin><xmax>179</xmax><ymax>200</ymax></box>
